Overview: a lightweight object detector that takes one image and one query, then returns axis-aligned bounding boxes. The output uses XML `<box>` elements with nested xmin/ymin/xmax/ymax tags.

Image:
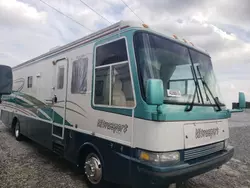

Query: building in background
<box><xmin>232</xmin><ymin>102</ymin><xmax>250</xmax><ymax>109</ymax></box>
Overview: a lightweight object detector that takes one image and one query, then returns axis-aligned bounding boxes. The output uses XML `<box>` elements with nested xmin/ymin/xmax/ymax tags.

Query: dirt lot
<box><xmin>0</xmin><ymin>112</ymin><xmax>250</xmax><ymax>188</ymax></box>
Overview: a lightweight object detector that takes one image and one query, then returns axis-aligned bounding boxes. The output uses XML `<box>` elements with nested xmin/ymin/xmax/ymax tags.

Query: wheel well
<box><xmin>78</xmin><ymin>144</ymin><xmax>103</xmax><ymax>167</ymax></box>
<box><xmin>11</xmin><ymin>117</ymin><xmax>18</xmax><ymax>129</ymax></box>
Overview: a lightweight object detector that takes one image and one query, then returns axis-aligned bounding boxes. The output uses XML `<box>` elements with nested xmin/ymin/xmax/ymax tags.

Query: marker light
<box><xmin>140</xmin><ymin>151</ymin><xmax>150</xmax><ymax>160</ymax></box>
<box><xmin>142</xmin><ymin>24</ymin><xmax>149</xmax><ymax>28</ymax></box>
<box><xmin>138</xmin><ymin>150</ymin><xmax>180</xmax><ymax>165</ymax></box>
<box><xmin>173</xmin><ymin>34</ymin><xmax>178</xmax><ymax>39</ymax></box>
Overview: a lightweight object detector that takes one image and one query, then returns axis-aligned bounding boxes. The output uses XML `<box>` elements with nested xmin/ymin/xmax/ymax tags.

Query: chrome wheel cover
<box><xmin>84</xmin><ymin>153</ymin><xmax>102</xmax><ymax>184</ymax></box>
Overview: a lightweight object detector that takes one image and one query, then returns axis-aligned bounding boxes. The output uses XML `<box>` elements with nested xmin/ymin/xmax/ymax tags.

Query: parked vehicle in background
<box><xmin>0</xmin><ymin>21</ymin><xmax>243</xmax><ymax>188</ymax></box>
<box><xmin>0</xmin><ymin>65</ymin><xmax>12</xmax><ymax>102</ymax></box>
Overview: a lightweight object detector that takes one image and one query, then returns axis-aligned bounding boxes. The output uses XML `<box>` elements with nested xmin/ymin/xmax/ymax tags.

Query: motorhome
<box><xmin>0</xmin><ymin>21</ymin><xmax>235</xmax><ymax>188</ymax></box>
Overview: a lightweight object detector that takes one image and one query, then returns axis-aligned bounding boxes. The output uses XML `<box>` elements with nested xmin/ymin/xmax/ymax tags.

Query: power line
<box><xmin>39</xmin><ymin>0</ymin><xmax>93</xmax><ymax>32</ymax></box>
<box><xmin>120</xmin><ymin>0</ymin><xmax>144</xmax><ymax>23</ymax></box>
<box><xmin>79</xmin><ymin>0</ymin><xmax>112</xmax><ymax>24</ymax></box>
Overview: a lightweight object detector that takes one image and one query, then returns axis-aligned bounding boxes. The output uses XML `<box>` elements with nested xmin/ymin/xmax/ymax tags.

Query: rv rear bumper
<box><xmin>131</xmin><ymin>146</ymin><xmax>234</xmax><ymax>187</ymax></box>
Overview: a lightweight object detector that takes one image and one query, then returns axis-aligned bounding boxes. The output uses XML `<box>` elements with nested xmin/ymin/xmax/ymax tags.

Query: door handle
<box><xmin>52</xmin><ymin>95</ymin><xmax>57</xmax><ymax>103</ymax></box>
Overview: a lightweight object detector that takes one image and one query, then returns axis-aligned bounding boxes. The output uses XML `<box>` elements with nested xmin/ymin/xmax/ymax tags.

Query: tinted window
<box><xmin>96</xmin><ymin>39</ymin><xmax>128</xmax><ymax>67</ymax></box>
<box><xmin>134</xmin><ymin>32</ymin><xmax>224</xmax><ymax>106</ymax></box>
<box><xmin>71</xmin><ymin>58</ymin><xmax>88</xmax><ymax>94</ymax></box>
<box><xmin>111</xmin><ymin>63</ymin><xmax>134</xmax><ymax>107</ymax></box>
<box><xmin>94</xmin><ymin>39</ymin><xmax>134</xmax><ymax>107</ymax></box>
<box><xmin>57</xmin><ymin>66</ymin><xmax>64</xmax><ymax>89</ymax></box>
<box><xmin>134</xmin><ymin>32</ymin><xmax>195</xmax><ymax>104</ymax></box>
<box><xmin>94</xmin><ymin>67</ymin><xmax>110</xmax><ymax>105</ymax></box>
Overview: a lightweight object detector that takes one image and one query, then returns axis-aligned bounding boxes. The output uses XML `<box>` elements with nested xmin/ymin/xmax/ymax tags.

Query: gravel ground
<box><xmin>0</xmin><ymin>112</ymin><xmax>250</xmax><ymax>188</ymax></box>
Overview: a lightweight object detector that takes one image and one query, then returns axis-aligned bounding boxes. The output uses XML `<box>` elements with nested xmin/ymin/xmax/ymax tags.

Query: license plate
<box><xmin>184</xmin><ymin>120</ymin><xmax>229</xmax><ymax>149</ymax></box>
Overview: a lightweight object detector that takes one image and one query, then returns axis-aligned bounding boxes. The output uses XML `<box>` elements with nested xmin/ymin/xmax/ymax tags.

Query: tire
<box><xmin>168</xmin><ymin>181</ymin><xmax>188</xmax><ymax>188</ymax></box>
<box><xmin>82</xmin><ymin>150</ymin><xmax>108</xmax><ymax>188</ymax></box>
<box><xmin>14</xmin><ymin>120</ymin><xmax>23</xmax><ymax>141</ymax></box>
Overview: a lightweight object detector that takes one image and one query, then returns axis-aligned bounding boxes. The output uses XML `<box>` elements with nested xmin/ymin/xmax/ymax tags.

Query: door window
<box><xmin>57</xmin><ymin>66</ymin><xmax>64</xmax><ymax>89</ymax></box>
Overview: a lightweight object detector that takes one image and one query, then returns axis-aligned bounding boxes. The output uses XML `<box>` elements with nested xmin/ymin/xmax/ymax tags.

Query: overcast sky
<box><xmin>0</xmin><ymin>0</ymin><xmax>249</xmax><ymax>108</ymax></box>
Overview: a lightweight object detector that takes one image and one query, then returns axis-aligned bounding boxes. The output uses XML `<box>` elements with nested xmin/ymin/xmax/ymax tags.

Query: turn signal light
<box><xmin>189</xmin><ymin>42</ymin><xmax>194</xmax><ymax>46</ymax></box>
<box><xmin>182</xmin><ymin>39</ymin><xmax>187</xmax><ymax>43</ymax></box>
<box><xmin>142</xmin><ymin>24</ymin><xmax>149</xmax><ymax>28</ymax></box>
<box><xmin>173</xmin><ymin>34</ymin><xmax>178</xmax><ymax>39</ymax></box>
<box><xmin>140</xmin><ymin>151</ymin><xmax>150</xmax><ymax>160</ymax></box>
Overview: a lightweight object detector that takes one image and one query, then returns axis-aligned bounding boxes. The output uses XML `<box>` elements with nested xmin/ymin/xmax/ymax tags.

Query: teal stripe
<box><xmin>2</xmin><ymin>92</ymin><xmax>72</xmax><ymax>125</ymax></box>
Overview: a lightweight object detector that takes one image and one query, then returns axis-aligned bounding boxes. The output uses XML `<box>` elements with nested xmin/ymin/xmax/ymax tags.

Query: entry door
<box><xmin>51</xmin><ymin>58</ymin><xmax>68</xmax><ymax>139</ymax></box>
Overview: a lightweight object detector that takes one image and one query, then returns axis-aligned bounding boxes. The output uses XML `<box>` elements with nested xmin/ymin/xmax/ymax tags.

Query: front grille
<box><xmin>184</xmin><ymin>141</ymin><xmax>224</xmax><ymax>161</ymax></box>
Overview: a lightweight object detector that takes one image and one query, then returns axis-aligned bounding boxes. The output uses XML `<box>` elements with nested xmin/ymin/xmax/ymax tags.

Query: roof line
<box><xmin>13</xmin><ymin>21</ymin><xmax>124</xmax><ymax>70</ymax></box>
<box><xmin>12</xmin><ymin>21</ymin><xmax>210</xmax><ymax>70</ymax></box>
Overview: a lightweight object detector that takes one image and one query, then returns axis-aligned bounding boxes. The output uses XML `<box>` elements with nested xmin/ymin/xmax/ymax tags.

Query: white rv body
<box><xmin>1</xmin><ymin>21</ymin><xmax>234</xmax><ymax>187</ymax></box>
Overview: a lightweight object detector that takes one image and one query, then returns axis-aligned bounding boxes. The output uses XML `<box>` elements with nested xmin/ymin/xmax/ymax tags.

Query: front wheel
<box><xmin>83</xmin><ymin>151</ymin><xmax>107</xmax><ymax>188</ymax></box>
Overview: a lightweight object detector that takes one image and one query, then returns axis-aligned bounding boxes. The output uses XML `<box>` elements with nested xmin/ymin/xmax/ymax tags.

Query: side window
<box><xmin>96</xmin><ymin>39</ymin><xmax>128</xmax><ymax>66</ymax></box>
<box><xmin>27</xmin><ymin>76</ymin><xmax>33</xmax><ymax>88</ymax></box>
<box><xmin>71</xmin><ymin>57</ymin><xmax>88</xmax><ymax>94</ymax></box>
<box><xmin>95</xmin><ymin>67</ymin><xmax>110</xmax><ymax>105</ymax></box>
<box><xmin>94</xmin><ymin>38</ymin><xmax>134</xmax><ymax>107</ymax></box>
<box><xmin>111</xmin><ymin>64</ymin><xmax>134</xmax><ymax>107</ymax></box>
<box><xmin>57</xmin><ymin>66</ymin><xmax>64</xmax><ymax>89</ymax></box>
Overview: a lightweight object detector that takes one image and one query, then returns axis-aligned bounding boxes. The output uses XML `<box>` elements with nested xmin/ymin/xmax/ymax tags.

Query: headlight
<box><xmin>224</xmin><ymin>139</ymin><xmax>229</xmax><ymax>149</ymax></box>
<box><xmin>138</xmin><ymin>150</ymin><xmax>180</xmax><ymax>165</ymax></box>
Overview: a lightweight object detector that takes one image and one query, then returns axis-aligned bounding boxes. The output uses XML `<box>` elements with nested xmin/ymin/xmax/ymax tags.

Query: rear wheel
<box><xmin>82</xmin><ymin>150</ymin><xmax>107</xmax><ymax>188</ymax></box>
<box><xmin>168</xmin><ymin>181</ymin><xmax>189</xmax><ymax>188</ymax></box>
<box><xmin>14</xmin><ymin>120</ymin><xmax>23</xmax><ymax>141</ymax></box>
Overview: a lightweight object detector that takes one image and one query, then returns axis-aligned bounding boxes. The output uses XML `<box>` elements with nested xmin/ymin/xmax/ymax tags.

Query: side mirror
<box><xmin>238</xmin><ymin>92</ymin><xmax>246</xmax><ymax>109</ymax></box>
<box><xmin>146</xmin><ymin>79</ymin><xmax>164</xmax><ymax>105</ymax></box>
<box><xmin>0</xmin><ymin>65</ymin><xmax>13</xmax><ymax>95</ymax></box>
<box><xmin>230</xmin><ymin>92</ymin><xmax>246</xmax><ymax>114</ymax></box>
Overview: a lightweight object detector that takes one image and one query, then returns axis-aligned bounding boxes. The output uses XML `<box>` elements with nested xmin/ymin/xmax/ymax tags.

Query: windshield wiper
<box><xmin>196</xmin><ymin>66</ymin><xmax>222</xmax><ymax>111</ymax></box>
<box><xmin>196</xmin><ymin>67</ymin><xmax>211</xmax><ymax>104</ymax></box>
<box><xmin>185</xmin><ymin>65</ymin><xmax>203</xmax><ymax>111</ymax></box>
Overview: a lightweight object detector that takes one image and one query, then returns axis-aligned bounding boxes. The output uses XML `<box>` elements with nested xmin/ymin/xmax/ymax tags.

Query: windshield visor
<box><xmin>134</xmin><ymin>31</ymin><xmax>225</xmax><ymax>106</ymax></box>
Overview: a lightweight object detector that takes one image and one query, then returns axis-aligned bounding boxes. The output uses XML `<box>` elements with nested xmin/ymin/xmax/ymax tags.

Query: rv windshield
<box><xmin>134</xmin><ymin>32</ymin><xmax>224</xmax><ymax>106</ymax></box>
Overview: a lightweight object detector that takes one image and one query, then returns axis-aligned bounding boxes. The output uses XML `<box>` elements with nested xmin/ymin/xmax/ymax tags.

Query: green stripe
<box><xmin>2</xmin><ymin>92</ymin><xmax>72</xmax><ymax>125</ymax></box>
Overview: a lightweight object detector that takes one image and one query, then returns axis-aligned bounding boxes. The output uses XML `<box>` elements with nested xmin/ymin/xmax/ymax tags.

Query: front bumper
<box><xmin>131</xmin><ymin>146</ymin><xmax>234</xmax><ymax>187</ymax></box>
